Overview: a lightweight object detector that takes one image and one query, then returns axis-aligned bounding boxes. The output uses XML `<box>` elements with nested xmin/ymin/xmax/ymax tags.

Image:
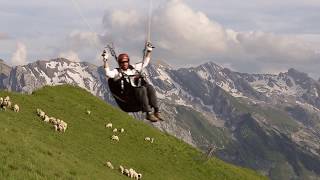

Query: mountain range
<box><xmin>1</xmin><ymin>58</ymin><xmax>319</xmax><ymax>179</ymax></box>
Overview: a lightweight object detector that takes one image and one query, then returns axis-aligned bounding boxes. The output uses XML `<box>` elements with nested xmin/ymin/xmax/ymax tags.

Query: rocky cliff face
<box><xmin>0</xmin><ymin>59</ymin><xmax>11</xmax><ymax>89</ymax></box>
<box><xmin>1</xmin><ymin>58</ymin><xmax>320</xmax><ymax>179</ymax></box>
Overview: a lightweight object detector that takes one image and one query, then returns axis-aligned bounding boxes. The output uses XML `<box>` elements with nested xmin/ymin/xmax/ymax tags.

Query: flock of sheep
<box><xmin>0</xmin><ymin>96</ymin><xmax>19</xmax><ymax>112</ymax></box>
<box><xmin>106</xmin><ymin>123</ymin><xmax>125</xmax><ymax>142</ymax></box>
<box><xmin>36</xmin><ymin>109</ymin><xmax>68</xmax><ymax>132</ymax></box>
<box><xmin>105</xmin><ymin>161</ymin><xmax>143</xmax><ymax>179</ymax></box>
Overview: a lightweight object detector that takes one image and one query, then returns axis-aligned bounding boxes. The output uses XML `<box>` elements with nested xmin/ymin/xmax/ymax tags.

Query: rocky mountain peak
<box><xmin>153</xmin><ymin>60</ymin><xmax>172</xmax><ymax>69</ymax></box>
<box><xmin>52</xmin><ymin>57</ymin><xmax>74</xmax><ymax>63</ymax></box>
<box><xmin>196</xmin><ymin>61</ymin><xmax>223</xmax><ymax>72</ymax></box>
<box><xmin>287</xmin><ymin>68</ymin><xmax>309</xmax><ymax>80</ymax></box>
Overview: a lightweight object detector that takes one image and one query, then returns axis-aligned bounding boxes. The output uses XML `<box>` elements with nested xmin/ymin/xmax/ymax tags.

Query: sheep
<box><xmin>7</xmin><ymin>101</ymin><xmax>12</xmax><ymax>109</ymax></box>
<box><xmin>120</xmin><ymin>128</ymin><xmax>125</xmax><ymax>133</ymax></box>
<box><xmin>86</xmin><ymin>110</ymin><xmax>91</xmax><ymax>115</ymax></box>
<box><xmin>2</xmin><ymin>99</ymin><xmax>8</xmax><ymax>107</ymax></box>
<box><xmin>35</xmin><ymin>109</ymin><xmax>68</xmax><ymax>133</ymax></box>
<box><xmin>105</xmin><ymin>123</ymin><xmax>112</xmax><ymax>128</ymax></box>
<box><xmin>113</xmin><ymin>128</ymin><xmax>118</xmax><ymax>133</ymax></box>
<box><xmin>43</xmin><ymin>115</ymin><xmax>50</xmax><ymax>123</ymax></box>
<box><xmin>39</xmin><ymin>111</ymin><xmax>45</xmax><ymax>119</ymax></box>
<box><xmin>60</xmin><ymin>121</ymin><xmax>68</xmax><ymax>132</ymax></box>
<box><xmin>105</xmin><ymin>161</ymin><xmax>114</xmax><ymax>169</ymax></box>
<box><xmin>4</xmin><ymin>96</ymin><xmax>9</xmax><ymax>101</ymax></box>
<box><xmin>111</xmin><ymin>135</ymin><xmax>119</xmax><ymax>141</ymax></box>
<box><xmin>137</xmin><ymin>173</ymin><xmax>142</xmax><ymax>179</ymax></box>
<box><xmin>0</xmin><ymin>97</ymin><xmax>3</xmax><ymax>105</ymax></box>
<box><xmin>133</xmin><ymin>172</ymin><xmax>140</xmax><ymax>180</ymax></box>
<box><xmin>36</xmin><ymin>109</ymin><xmax>42</xmax><ymax>115</ymax></box>
<box><xmin>145</xmin><ymin>137</ymin><xmax>154</xmax><ymax>143</ymax></box>
<box><xmin>49</xmin><ymin>117</ymin><xmax>56</xmax><ymax>123</ymax></box>
<box><xmin>124</xmin><ymin>169</ymin><xmax>130</xmax><ymax>177</ymax></box>
<box><xmin>54</xmin><ymin>124</ymin><xmax>58</xmax><ymax>131</ymax></box>
<box><xmin>119</xmin><ymin>165</ymin><xmax>125</xmax><ymax>174</ymax></box>
<box><xmin>129</xmin><ymin>168</ymin><xmax>138</xmax><ymax>179</ymax></box>
<box><xmin>13</xmin><ymin>104</ymin><xmax>19</xmax><ymax>112</ymax></box>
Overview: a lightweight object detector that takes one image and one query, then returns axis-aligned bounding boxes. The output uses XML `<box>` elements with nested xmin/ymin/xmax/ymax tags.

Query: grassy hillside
<box><xmin>0</xmin><ymin>85</ymin><xmax>266</xmax><ymax>180</ymax></box>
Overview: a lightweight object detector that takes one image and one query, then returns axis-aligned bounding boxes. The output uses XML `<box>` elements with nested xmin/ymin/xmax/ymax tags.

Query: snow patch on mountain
<box><xmin>250</xmin><ymin>75</ymin><xmax>306</xmax><ymax>97</ymax></box>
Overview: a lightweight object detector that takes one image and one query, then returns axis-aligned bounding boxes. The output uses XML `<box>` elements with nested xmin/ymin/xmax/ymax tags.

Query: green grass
<box><xmin>0</xmin><ymin>85</ymin><xmax>266</xmax><ymax>180</ymax></box>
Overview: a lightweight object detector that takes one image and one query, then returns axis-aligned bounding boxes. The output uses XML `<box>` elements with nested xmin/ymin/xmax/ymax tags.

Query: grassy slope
<box><xmin>0</xmin><ymin>85</ymin><xmax>266</xmax><ymax>180</ymax></box>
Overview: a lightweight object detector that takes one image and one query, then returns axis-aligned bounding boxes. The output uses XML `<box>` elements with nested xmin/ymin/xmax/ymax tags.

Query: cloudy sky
<box><xmin>0</xmin><ymin>0</ymin><xmax>320</xmax><ymax>79</ymax></box>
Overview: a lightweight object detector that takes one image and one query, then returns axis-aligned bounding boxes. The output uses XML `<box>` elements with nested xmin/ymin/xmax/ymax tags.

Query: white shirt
<box><xmin>105</xmin><ymin>57</ymin><xmax>150</xmax><ymax>80</ymax></box>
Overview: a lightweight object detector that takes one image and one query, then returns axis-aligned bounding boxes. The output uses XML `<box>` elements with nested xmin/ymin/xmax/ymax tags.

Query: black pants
<box><xmin>133</xmin><ymin>83</ymin><xmax>159</xmax><ymax>113</ymax></box>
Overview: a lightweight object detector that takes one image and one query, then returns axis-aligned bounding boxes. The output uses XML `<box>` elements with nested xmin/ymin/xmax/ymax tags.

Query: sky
<box><xmin>0</xmin><ymin>0</ymin><xmax>320</xmax><ymax>79</ymax></box>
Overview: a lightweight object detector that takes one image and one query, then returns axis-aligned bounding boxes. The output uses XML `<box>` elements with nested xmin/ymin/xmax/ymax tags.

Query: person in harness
<box><xmin>102</xmin><ymin>42</ymin><xmax>163</xmax><ymax>122</ymax></box>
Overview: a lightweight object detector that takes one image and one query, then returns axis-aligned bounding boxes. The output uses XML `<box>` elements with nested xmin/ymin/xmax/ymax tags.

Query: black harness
<box><xmin>108</xmin><ymin>65</ymin><xmax>147</xmax><ymax>112</ymax></box>
<box><xmin>116</xmin><ymin>65</ymin><xmax>147</xmax><ymax>93</ymax></box>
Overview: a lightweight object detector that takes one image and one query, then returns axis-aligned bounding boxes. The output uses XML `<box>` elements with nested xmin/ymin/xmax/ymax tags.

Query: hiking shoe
<box><xmin>154</xmin><ymin>112</ymin><xmax>164</xmax><ymax>121</ymax></box>
<box><xmin>146</xmin><ymin>114</ymin><xmax>159</xmax><ymax>122</ymax></box>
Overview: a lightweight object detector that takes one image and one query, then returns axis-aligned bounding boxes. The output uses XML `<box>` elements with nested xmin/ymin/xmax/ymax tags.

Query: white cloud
<box><xmin>110</xmin><ymin>10</ymin><xmax>141</xmax><ymax>27</ymax></box>
<box><xmin>232</xmin><ymin>31</ymin><xmax>317</xmax><ymax>62</ymax></box>
<box><xmin>11</xmin><ymin>42</ymin><xmax>27</xmax><ymax>66</ymax></box>
<box><xmin>68</xmin><ymin>31</ymin><xmax>101</xmax><ymax>49</ymax></box>
<box><xmin>101</xmin><ymin>0</ymin><xmax>319</xmax><ymax>66</ymax></box>
<box><xmin>59</xmin><ymin>51</ymin><xmax>81</xmax><ymax>62</ymax></box>
<box><xmin>153</xmin><ymin>0</ymin><xmax>228</xmax><ymax>58</ymax></box>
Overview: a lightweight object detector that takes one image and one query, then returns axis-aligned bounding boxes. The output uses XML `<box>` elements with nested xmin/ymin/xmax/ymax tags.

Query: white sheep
<box><xmin>105</xmin><ymin>123</ymin><xmax>112</xmax><ymax>128</ymax></box>
<box><xmin>129</xmin><ymin>168</ymin><xmax>134</xmax><ymax>178</ymax></box>
<box><xmin>4</xmin><ymin>96</ymin><xmax>9</xmax><ymax>101</ymax></box>
<box><xmin>113</xmin><ymin>128</ymin><xmax>118</xmax><ymax>133</ymax></box>
<box><xmin>106</xmin><ymin>161</ymin><xmax>114</xmax><ymax>169</ymax></box>
<box><xmin>37</xmin><ymin>108</ymin><xmax>42</xmax><ymax>115</ymax></box>
<box><xmin>133</xmin><ymin>172</ymin><xmax>140</xmax><ymax>180</ymax></box>
<box><xmin>7</xmin><ymin>101</ymin><xmax>12</xmax><ymax>108</ymax></box>
<box><xmin>49</xmin><ymin>117</ymin><xmax>56</xmax><ymax>123</ymax></box>
<box><xmin>2</xmin><ymin>99</ymin><xmax>8</xmax><ymax>107</ymax></box>
<box><xmin>130</xmin><ymin>168</ymin><xmax>140</xmax><ymax>179</ymax></box>
<box><xmin>60</xmin><ymin>121</ymin><xmax>68</xmax><ymax>132</ymax></box>
<box><xmin>0</xmin><ymin>97</ymin><xmax>3</xmax><ymax>105</ymax></box>
<box><xmin>137</xmin><ymin>173</ymin><xmax>142</xmax><ymax>179</ymax></box>
<box><xmin>54</xmin><ymin>124</ymin><xmax>58</xmax><ymax>131</ymax></box>
<box><xmin>86</xmin><ymin>110</ymin><xmax>91</xmax><ymax>115</ymax></box>
<box><xmin>145</xmin><ymin>137</ymin><xmax>154</xmax><ymax>143</ymax></box>
<box><xmin>39</xmin><ymin>111</ymin><xmax>46</xmax><ymax>119</ymax></box>
<box><xmin>111</xmin><ymin>135</ymin><xmax>119</xmax><ymax>141</ymax></box>
<box><xmin>13</xmin><ymin>104</ymin><xmax>19</xmax><ymax>112</ymax></box>
<box><xmin>44</xmin><ymin>115</ymin><xmax>50</xmax><ymax>123</ymax></box>
<box><xmin>120</xmin><ymin>128</ymin><xmax>125</xmax><ymax>133</ymax></box>
<box><xmin>124</xmin><ymin>169</ymin><xmax>130</xmax><ymax>177</ymax></box>
<box><xmin>52</xmin><ymin>119</ymin><xmax>60</xmax><ymax>126</ymax></box>
<box><xmin>119</xmin><ymin>165</ymin><xmax>125</xmax><ymax>174</ymax></box>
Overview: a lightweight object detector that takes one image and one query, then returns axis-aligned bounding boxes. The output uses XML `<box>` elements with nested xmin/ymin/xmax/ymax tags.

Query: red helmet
<box><xmin>117</xmin><ymin>53</ymin><xmax>130</xmax><ymax>63</ymax></box>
